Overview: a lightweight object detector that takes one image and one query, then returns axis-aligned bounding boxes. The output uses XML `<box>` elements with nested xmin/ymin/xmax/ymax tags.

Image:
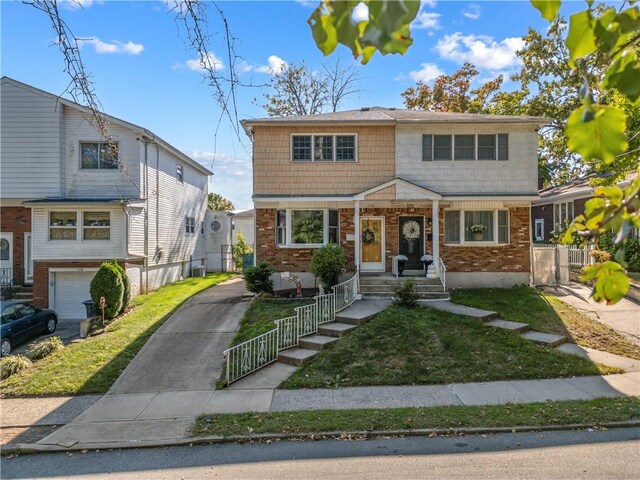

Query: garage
<box><xmin>53</xmin><ymin>271</ymin><xmax>95</xmax><ymax>319</ymax></box>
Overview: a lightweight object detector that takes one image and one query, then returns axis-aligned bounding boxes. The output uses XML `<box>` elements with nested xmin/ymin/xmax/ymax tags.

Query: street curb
<box><xmin>3</xmin><ymin>420</ymin><xmax>639</xmax><ymax>456</ymax></box>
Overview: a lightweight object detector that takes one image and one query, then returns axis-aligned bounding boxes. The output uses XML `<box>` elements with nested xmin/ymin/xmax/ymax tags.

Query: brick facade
<box><xmin>0</xmin><ymin>206</ymin><xmax>31</xmax><ymax>274</ymax></box>
<box><xmin>33</xmin><ymin>259</ymin><xmax>129</xmax><ymax>309</ymax></box>
<box><xmin>256</xmin><ymin>206</ymin><xmax>530</xmax><ymax>274</ymax></box>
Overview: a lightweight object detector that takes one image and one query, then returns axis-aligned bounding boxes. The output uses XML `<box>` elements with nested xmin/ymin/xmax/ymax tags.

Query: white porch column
<box><xmin>432</xmin><ymin>200</ymin><xmax>440</xmax><ymax>276</ymax></box>
<box><xmin>354</xmin><ymin>200</ymin><xmax>360</xmax><ymax>272</ymax></box>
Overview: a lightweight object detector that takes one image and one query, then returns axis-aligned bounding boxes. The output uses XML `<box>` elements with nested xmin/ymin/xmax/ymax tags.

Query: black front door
<box><xmin>399</xmin><ymin>216</ymin><xmax>424</xmax><ymax>269</ymax></box>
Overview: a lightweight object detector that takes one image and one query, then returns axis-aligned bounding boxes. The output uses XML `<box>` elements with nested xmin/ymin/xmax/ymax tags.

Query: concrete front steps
<box><xmin>10</xmin><ymin>287</ymin><xmax>33</xmax><ymax>303</ymax></box>
<box><xmin>359</xmin><ymin>274</ymin><xmax>449</xmax><ymax>300</ymax></box>
<box><xmin>277</xmin><ymin>300</ymin><xmax>389</xmax><ymax>367</ymax></box>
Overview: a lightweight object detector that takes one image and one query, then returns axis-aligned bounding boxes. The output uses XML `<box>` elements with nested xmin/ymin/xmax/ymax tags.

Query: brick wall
<box><xmin>440</xmin><ymin>207</ymin><xmax>530</xmax><ymax>273</ymax></box>
<box><xmin>0</xmin><ymin>206</ymin><xmax>31</xmax><ymax>273</ymax></box>
<box><xmin>33</xmin><ymin>259</ymin><xmax>127</xmax><ymax>309</ymax></box>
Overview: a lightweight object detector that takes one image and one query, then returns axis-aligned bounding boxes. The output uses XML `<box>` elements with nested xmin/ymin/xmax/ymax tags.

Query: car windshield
<box><xmin>1</xmin><ymin>304</ymin><xmax>22</xmax><ymax>324</ymax></box>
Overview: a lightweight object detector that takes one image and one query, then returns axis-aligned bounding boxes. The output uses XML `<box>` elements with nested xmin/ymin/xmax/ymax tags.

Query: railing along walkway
<box><xmin>223</xmin><ymin>273</ymin><xmax>359</xmax><ymax>385</ymax></box>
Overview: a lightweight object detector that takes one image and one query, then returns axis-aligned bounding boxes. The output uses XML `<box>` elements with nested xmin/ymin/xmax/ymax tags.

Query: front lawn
<box><xmin>0</xmin><ymin>273</ymin><xmax>235</xmax><ymax>396</ymax></box>
<box><xmin>280</xmin><ymin>305</ymin><xmax>617</xmax><ymax>389</ymax></box>
<box><xmin>192</xmin><ymin>397</ymin><xmax>640</xmax><ymax>437</ymax></box>
<box><xmin>451</xmin><ymin>286</ymin><xmax>640</xmax><ymax>360</ymax></box>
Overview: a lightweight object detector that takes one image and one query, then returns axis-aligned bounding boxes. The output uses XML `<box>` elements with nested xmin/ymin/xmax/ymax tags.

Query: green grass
<box><xmin>451</xmin><ymin>286</ymin><xmax>640</xmax><ymax>360</ymax></box>
<box><xmin>191</xmin><ymin>397</ymin><xmax>640</xmax><ymax>436</ymax></box>
<box><xmin>230</xmin><ymin>298</ymin><xmax>313</xmax><ymax>346</ymax></box>
<box><xmin>0</xmin><ymin>273</ymin><xmax>235</xmax><ymax>396</ymax></box>
<box><xmin>280</xmin><ymin>305</ymin><xmax>618</xmax><ymax>389</ymax></box>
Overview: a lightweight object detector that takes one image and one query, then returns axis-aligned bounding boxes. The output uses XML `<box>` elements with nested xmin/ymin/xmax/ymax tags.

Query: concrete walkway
<box><xmin>545</xmin><ymin>283</ymin><xmax>640</xmax><ymax>346</ymax></box>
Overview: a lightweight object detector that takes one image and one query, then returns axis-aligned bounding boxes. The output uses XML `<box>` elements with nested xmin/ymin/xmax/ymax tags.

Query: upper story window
<box><xmin>50</xmin><ymin>212</ymin><xmax>77</xmax><ymax>240</ymax></box>
<box><xmin>83</xmin><ymin>212</ymin><xmax>110</xmax><ymax>240</ymax></box>
<box><xmin>291</xmin><ymin>135</ymin><xmax>357</xmax><ymax>162</ymax></box>
<box><xmin>444</xmin><ymin>209</ymin><xmax>509</xmax><ymax>245</ymax></box>
<box><xmin>554</xmin><ymin>201</ymin><xmax>574</xmax><ymax>231</ymax></box>
<box><xmin>422</xmin><ymin>134</ymin><xmax>509</xmax><ymax>162</ymax></box>
<box><xmin>81</xmin><ymin>142</ymin><xmax>118</xmax><ymax>170</ymax></box>
<box><xmin>185</xmin><ymin>216</ymin><xmax>195</xmax><ymax>235</ymax></box>
<box><xmin>275</xmin><ymin>209</ymin><xmax>339</xmax><ymax>246</ymax></box>
<box><xmin>177</xmin><ymin>164</ymin><xmax>184</xmax><ymax>183</ymax></box>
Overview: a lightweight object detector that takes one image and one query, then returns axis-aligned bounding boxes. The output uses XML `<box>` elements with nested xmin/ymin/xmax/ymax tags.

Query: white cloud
<box><xmin>462</xmin><ymin>4</ymin><xmax>481</xmax><ymax>20</ymax></box>
<box><xmin>79</xmin><ymin>38</ymin><xmax>144</xmax><ymax>55</ymax></box>
<box><xmin>412</xmin><ymin>11</ymin><xmax>441</xmax><ymax>30</ymax></box>
<box><xmin>408</xmin><ymin>63</ymin><xmax>444</xmax><ymax>83</ymax></box>
<box><xmin>294</xmin><ymin>0</ymin><xmax>317</xmax><ymax>7</ymax></box>
<box><xmin>435</xmin><ymin>33</ymin><xmax>524</xmax><ymax>70</ymax></box>
<box><xmin>173</xmin><ymin>53</ymin><xmax>225</xmax><ymax>72</ymax></box>
<box><xmin>352</xmin><ymin>2</ymin><xmax>369</xmax><ymax>23</ymax></box>
<box><xmin>60</xmin><ymin>0</ymin><xmax>95</xmax><ymax>11</ymax></box>
<box><xmin>420</xmin><ymin>0</ymin><xmax>437</xmax><ymax>7</ymax></box>
<box><xmin>235</xmin><ymin>59</ymin><xmax>254</xmax><ymax>74</ymax></box>
<box><xmin>255</xmin><ymin>55</ymin><xmax>288</xmax><ymax>75</ymax></box>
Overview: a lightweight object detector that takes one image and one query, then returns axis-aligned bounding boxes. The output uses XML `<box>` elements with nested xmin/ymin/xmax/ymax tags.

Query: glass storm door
<box><xmin>360</xmin><ymin>218</ymin><xmax>384</xmax><ymax>272</ymax></box>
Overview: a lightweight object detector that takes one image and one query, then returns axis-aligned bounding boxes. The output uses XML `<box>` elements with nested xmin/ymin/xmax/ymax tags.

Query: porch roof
<box><xmin>353</xmin><ymin>178</ymin><xmax>442</xmax><ymax>201</ymax></box>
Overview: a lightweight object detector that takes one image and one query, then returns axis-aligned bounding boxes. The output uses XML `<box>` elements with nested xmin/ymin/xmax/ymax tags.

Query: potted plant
<box><xmin>395</xmin><ymin>254</ymin><xmax>408</xmax><ymax>277</ymax></box>
<box><xmin>468</xmin><ymin>224</ymin><xmax>487</xmax><ymax>241</ymax></box>
<box><xmin>421</xmin><ymin>254</ymin><xmax>433</xmax><ymax>276</ymax></box>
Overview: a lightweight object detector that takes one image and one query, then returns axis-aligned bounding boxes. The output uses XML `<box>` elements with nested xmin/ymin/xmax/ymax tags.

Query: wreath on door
<box><xmin>362</xmin><ymin>229</ymin><xmax>376</xmax><ymax>245</ymax></box>
<box><xmin>402</xmin><ymin>221</ymin><xmax>421</xmax><ymax>240</ymax></box>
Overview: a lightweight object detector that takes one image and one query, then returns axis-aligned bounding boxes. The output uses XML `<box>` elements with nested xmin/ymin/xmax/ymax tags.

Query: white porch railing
<box><xmin>223</xmin><ymin>273</ymin><xmax>359</xmax><ymax>385</ymax></box>
<box><xmin>439</xmin><ymin>257</ymin><xmax>447</xmax><ymax>292</ymax></box>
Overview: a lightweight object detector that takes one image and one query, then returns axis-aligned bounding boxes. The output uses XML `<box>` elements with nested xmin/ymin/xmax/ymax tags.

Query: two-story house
<box><xmin>242</xmin><ymin>107</ymin><xmax>548</xmax><ymax>289</ymax></box>
<box><xmin>0</xmin><ymin>77</ymin><xmax>211</xmax><ymax>319</ymax></box>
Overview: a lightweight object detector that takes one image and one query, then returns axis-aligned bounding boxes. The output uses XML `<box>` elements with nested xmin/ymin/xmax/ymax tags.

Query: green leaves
<box><xmin>308</xmin><ymin>0</ymin><xmax>420</xmax><ymax>64</ymax></box>
<box><xmin>582</xmin><ymin>261</ymin><xmax>630</xmax><ymax>304</ymax></box>
<box><xmin>531</xmin><ymin>0</ymin><xmax>561</xmax><ymax>21</ymax></box>
<box><xmin>566</xmin><ymin>105</ymin><xmax>627</xmax><ymax>165</ymax></box>
<box><xmin>603</xmin><ymin>50</ymin><xmax>640</xmax><ymax>105</ymax></box>
<box><xmin>566</xmin><ymin>11</ymin><xmax>597</xmax><ymax>65</ymax></box>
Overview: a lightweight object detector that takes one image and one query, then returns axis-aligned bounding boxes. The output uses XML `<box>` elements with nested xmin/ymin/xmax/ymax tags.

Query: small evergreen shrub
<box><xmin>244</xmin><ymin>261</ymin><xmax>274</xmax><ymax>294</ymax></box>
<box><xmin>310</xmin><ymin>243</ymin><xmax>346</xmax><ymax>290</ymax></box>
<box><xmin>598</xmin><ymin>232</ymin><xmax>640</xmax><ymax>272</ymax></box>
<box><xmin>90</xmin><ymin>262</ymin><xmax>124</xmax><ymax>320</ymax></box>
<box><xmin>109</xmin><ymin>260</ymin><xmax>131</xmax><ymax>312</ymax></box>
<box><xmin>26</xmin><ymin>336</ymin><xmax>64</xmax><ymax>361</ymax></box>
<box><xmin>0</xmin><ymin>355</ymin><xmax>32</xmax><ymax>380</ymax></box>
<box><xmin>394</xmin><ymin>279</ymin><xmax>419</xmax><ymax>309</ymax></box>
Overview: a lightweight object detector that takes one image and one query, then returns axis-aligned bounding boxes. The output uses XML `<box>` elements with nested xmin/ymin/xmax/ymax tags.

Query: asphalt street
<box><xmin>2</xmin><ymin>428</ymin><xmax>639</xmax><ymax>479</ymax></box>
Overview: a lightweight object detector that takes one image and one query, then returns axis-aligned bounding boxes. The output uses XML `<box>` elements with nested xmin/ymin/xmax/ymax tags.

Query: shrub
<box><xmin>232</xmin><ymin>232</ymin><xmax>254</xmax><ymax>270</ymax></box>
<box><xmin>244</xmin><ymin>261</ymin><xmax>274</xmax><ymax>294</ymax></box>
<box><xmin>598</xmin><ymin>231</ymin><xmax>640</xmax><ymax>272</ymax></box>
<box><xmin>310</xmin><ymin>243</ymin><xmax>346</xmax><ymax>290</ymax></box>
<box><xmin>0</xmin><ymin>355</ymin><xmax>32</xmax><ymax>380</ymax></box>
<box><xmin>90</xmin><ymin>262</ymin><xmax>124</xmax><ymax>320</ymax></box>
<box><xmin>26</xmin><ymin>336</ymin><xmax>64</xmax><ymax>361</ymax></box>
<box><xmin>394</xmin><ymin>279</ymin><xmax>419</xmax><ymax>309</ymax></box>
<box><xmin>108</xmin><ymin>260</ymin><xmax>131</xmax><ymax>313</ymax></box>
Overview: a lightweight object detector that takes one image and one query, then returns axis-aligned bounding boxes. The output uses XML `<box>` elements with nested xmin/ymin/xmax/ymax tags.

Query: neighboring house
<box><xmin>532</xmin><ymin>172</ymin><xmax>638</xmax><ymax>242</ymax></box>
<box><xmin>233</xmin><ymin>209</ymin><xmax>255</xmax><ymax>247</ymax></box>
<box><xmin>242</xmin><ymin>107</ymin><xmax>548</xmax><ymax>288</ymax></box>
<box><xmin>204</xmin><ymin>210</ymin><xmax>234</xmax><ymax>272</ymax></box>
<box><xmin>0</xmin><ymin>77</ymin><xmax>211</xmax><ymax>319</ymax></box>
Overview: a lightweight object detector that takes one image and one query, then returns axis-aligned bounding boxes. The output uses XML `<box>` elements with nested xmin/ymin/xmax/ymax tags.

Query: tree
<box><xmin>232</xmin><ymin>232</ymin><xmax>253</xmax><ymax>270</ymax></box>
<box><xmin>207</xmin><ymin>193</ymin><xmax>234</xmax><ymax>212</ymax></box>
<box><xmin>261</xmin><ymin>59</ymin><xmax>360</xmax><ymax>116</ymax></box>
<box><xmin>309</xmin><ymin>0</ymin><xmax>640</xmax><ymax>304</ymax></box>
<box><xmin>401</xmin><ymin>63</ymin><xmax>503</xmax><ymax>114</ymax></box>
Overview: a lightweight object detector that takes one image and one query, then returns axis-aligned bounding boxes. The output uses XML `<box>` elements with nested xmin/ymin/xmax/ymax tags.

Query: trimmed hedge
<box><xmin>109</xmin><ymin>260</ymin><xmax>131</xmax><ymax>312</ymax></box>
<box><xmin>90</xmin><ymin>262</ymin><xmax>124</xmax><ymax>319</ymax></box>
<box><xmin>244</xmin><ymin>262</ymin><xmax>274</xmax><ymax>294</ymax></box>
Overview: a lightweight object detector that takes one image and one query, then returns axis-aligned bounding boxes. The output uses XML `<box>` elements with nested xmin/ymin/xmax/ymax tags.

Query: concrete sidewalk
<box><xmin>545</xmin><ymin>283</ymin><xmax>640</xmax><ymax>346</ymax></box>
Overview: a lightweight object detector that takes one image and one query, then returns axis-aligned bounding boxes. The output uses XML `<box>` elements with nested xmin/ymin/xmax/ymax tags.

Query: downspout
<box><xmin>143</xmin><ymin>140</ymin><xmax>149</xmax><ymax>293</ymax></box>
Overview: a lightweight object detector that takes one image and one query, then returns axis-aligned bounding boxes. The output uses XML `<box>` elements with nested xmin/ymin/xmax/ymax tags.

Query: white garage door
<box><xmin>54</xmin><ymin>271</ymin><xmax>95</xmax><ymax>319</ymax></box>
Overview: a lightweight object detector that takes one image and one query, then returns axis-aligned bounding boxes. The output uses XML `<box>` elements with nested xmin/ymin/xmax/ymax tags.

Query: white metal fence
<box><xmin>223</xmin><ymin>273</ymin><xmax>359</xmax><ymax>385</ymax></box>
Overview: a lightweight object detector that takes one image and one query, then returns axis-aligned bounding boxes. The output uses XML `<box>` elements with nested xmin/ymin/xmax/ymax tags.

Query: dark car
<box><xmin>1</xmin><ymin>301</ymin><xmax>57</xmax><ymax>356</ymax></box>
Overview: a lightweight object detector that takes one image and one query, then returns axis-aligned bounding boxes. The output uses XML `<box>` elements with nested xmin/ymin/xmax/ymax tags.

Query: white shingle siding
<box><xmin>63</xmin><ymin>107</ymin><xmax>141</xmax><ymax>199</ymax></box>
<box><xmin>31</xmin><ymin>206</ymin><xmax>127</xmax><ymax>260</ymax></box>
<box><xmin>395</xmin><ymin>124</ymin><xmax>539</xmax><ymax>195</ymax></box>
<box><xmin>0</xmin><ymin>80</ymin><xmax>63</xmax><ymax>198</ymax></box>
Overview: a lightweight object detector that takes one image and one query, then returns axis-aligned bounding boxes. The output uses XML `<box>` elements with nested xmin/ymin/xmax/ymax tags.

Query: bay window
<box><xmin>275</xmin><ymin>209</ymin><xmax>340</xmax><ymax>246</ymax></box>
<box><xmin>444</xmin><ymin>209</ymin><xmax>510</xmax><ymax>245</ymax></box>
<box><xmin>291</xmin><ymin>134</ymin><xmax>356</xmax><ymax>162</ymax></box>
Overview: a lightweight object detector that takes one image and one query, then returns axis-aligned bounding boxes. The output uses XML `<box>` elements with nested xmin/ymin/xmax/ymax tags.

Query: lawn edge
<box><xmin>3</xmin><ymin>420</ymin><xmax>639</xmax><ymax>456</ymax></box>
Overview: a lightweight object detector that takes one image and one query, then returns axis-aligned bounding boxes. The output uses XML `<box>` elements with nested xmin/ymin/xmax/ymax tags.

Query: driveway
<box><xmin>109</xmin><ymin>276</ymin><xmax>250</xmax><ymax>393</ymax></box>
<box><xmin>545</xmin><ymin>282</ymin><xmax>640</xmax><ymax>346</ymax></box>
<box><xmin>12</xmin><ymin>319</ymin><xmax>81</xmax><ymax>355</ymax></box>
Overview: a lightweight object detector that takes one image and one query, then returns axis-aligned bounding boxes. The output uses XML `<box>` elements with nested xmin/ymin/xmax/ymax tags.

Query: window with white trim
<box><xmin>185</xmin><ymin>216</ymin><xmax>195</xmax><ymax>234</ymax></box>
<box><xmin>176</xmin><ymin>164</ymin><xmax>184</xmax><ymax>182</ymax></box>
<box><xmin>554</xmin><ymin>201</ymin><xmax>574</xmax><ymax>231</ymax></box>
<box><xmin>534</xmin><ymin>219</ymin><xmax>545</xmax><ymax>241</ymax></box>
<box><xmin>422</xmin><ymin>134</ymin><xmax>509</xmax><ymax>161</ymax></box>
<box><xmin>444</xmin><ymin>209</ymin><xmax>510</xmax><ymax>245</ymax></box>
<box><xmin>49</xmin><ymin>212</ymin><xmax>78</xmax><ymax>240</ymax></box>
<box><xmin>83</xmin><ymin>212</ymin><xmax>110</xmax><ymax>240</ymax></box>
<box><xmin>275</xmin><ymin>209</ymin><xmax>339</xmax><ymax>246</ymax></box>
<box><xmin>80</xmin><ymin>142</ymin><xmax>118</xmax><ymax>169</ymax></box>
<box><xmin>291</xmin><ymin>135</ymin><xmax>356</xmax><ymax>162</ymax></box>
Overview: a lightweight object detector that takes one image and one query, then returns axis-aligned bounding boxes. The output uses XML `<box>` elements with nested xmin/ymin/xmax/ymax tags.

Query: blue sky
<box><xmin>1</xmin><ymin>0</ymin><xmax>585</xmax><ymax>211</ymax></box>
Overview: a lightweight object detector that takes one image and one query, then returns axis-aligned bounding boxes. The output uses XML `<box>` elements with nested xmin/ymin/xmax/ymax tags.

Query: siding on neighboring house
<box><xmin>395</xmin><ymin>123</ymin><xmax>539</xmax><ymax>195</ymax></box>
<box><xmin>31</xmin><ymin>206</ymin><xmax>127</xmax><ymax>260</ymax></box>
<box><xmin>63</xmin><ymin>107</ymin><xmax>141</xmax><ymax>199</ymax></box>
<box><xmin>252</xmin><ymin>125</ymin><xmax>395</xmax><ymax>196</ymax></box>
<box><xmin>531</xmin><ymin>204</ymin><xmax>555</xmax><ymax>241</ymax></box>
<box><xmin>0</xmin><ymin>79</ymin><xmax>62</xmax><ymax>199</ymax></box>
